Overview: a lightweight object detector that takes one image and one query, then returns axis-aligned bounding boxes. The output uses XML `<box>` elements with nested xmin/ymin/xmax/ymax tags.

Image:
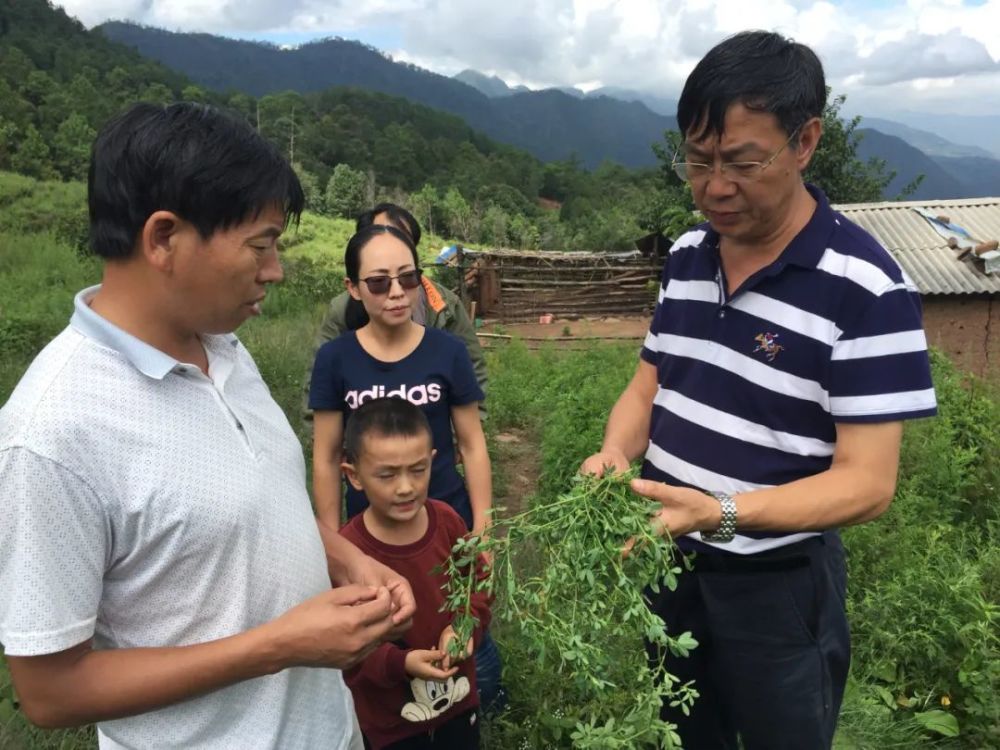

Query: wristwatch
<box><xmin>702</xmin><ymin>492</ymin><xmax>737</xmax><ymax>543</ymax></box>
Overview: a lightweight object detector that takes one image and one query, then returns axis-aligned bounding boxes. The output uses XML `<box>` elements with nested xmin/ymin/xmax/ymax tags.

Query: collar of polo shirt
<box><xmin>71</xmin><ymin>285</ymin><xmax>240</xmax><ymax>380</ymax></box>
<box><xmin>704</xmin><ymin>184</ymin><xmax>835</xmax><ymax>273</ymax></box>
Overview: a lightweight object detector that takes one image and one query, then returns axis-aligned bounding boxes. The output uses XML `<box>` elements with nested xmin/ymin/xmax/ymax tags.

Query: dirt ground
<box><xmin>491</xmin><ymin>427</ymin><xmax>539</xmax><ymax>519</ymax></box>
<box><xmin>483</xmin><ymin>315</ymin><xmax>651</xmax><ymax>340</ymax></box>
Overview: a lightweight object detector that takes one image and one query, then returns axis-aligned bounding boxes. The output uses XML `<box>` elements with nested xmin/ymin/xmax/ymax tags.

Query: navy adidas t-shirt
<box><xmin>309</xmin><ymin>327</ymin><xmax>484</xmax><ymax>523</ymax></box>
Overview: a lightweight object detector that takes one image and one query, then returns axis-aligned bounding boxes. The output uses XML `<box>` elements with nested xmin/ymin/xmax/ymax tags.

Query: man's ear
<box><xmin>342</xmin><ymin>460</ymin><xmax>364</xmax><ymax>491</ymax></box>
<box><xmin>794</xmin><ymin>117</ymin><xmax>823</xmax><ymax>171</ymax></box>
<box><xmin>139</xmin><ymin>210</ymin><xmax>184</xmax><ymax>273</ymax></box>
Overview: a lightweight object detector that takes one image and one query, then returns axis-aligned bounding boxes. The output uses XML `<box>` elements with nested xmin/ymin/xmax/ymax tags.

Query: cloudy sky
<box><xmin>59</xmin><ymin>0</ymin><xmax>1000</xmax><ymax>117</ymax></box>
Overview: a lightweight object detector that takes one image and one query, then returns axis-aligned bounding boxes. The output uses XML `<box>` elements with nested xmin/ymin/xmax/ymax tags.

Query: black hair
<box><xmin>344</xmin><ymin>223</ymin><xmax>420</xmax><ymax>283</ymax></box>
<box><xmin>343</xmin><ymin>397</ymin><xmax>433</xmax><ymax>463</ymax></box>
<box><xmin>355</xmin><ymin>203</ymin><xmax>422</xmax><ymax>247</ymax></box>
<box><xmin>88</xmin><ymin>102</ymin><xmax>304</xmax><ymax>259</ymax></box>
<box><xmin>677</xmin><ymin>30</ymin><xmax>826</xmax><ymax>141</ymax></box>
<box><xmin>343</xmin><ymin>223</ymin><xmax>421</xmax><ymax>330</ymax></box>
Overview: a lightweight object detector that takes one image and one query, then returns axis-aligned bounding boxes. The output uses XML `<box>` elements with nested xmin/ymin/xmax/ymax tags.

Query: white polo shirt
<box><xmin>0</xmin><ymin>286</ymin><xmax>353</xmax><ymax>749</ymax></box>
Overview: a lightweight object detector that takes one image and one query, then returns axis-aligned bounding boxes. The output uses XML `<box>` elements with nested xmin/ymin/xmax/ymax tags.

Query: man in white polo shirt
<box><xmin>582</xmin><ymin>32</ymin><xmax>936</xmax><ymax>750</ymax></box>
<box><xmin>0</xmin><ymin>102</ymin><xmax>415</xmax><ymax>749</ymax></box>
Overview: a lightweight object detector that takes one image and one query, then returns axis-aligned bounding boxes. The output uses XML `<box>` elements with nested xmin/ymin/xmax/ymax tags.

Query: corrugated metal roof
<box><xmin>833</xmin><ymin>196</ymin><xmax>1000</xmax><ymax>295</ymax></box>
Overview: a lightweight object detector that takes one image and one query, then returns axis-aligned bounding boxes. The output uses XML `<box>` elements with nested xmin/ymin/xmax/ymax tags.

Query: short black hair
<box><xmin>343</xmin><ymin>397</ymin><xmax>433</xmax><ymax>463</ymax></box>
<box><xmin>88</xmin><ymin>102</ymin><xmax>304</xmax><ymax>259</ymax></box>
<box><xmin>677</xmin><ymin>30</ymin><xmax>826</xmax><ymax>141</ymax></box>
<box><xmin>356</xmin><ymin>203</ymin><xmax>422</xmax><ymax>247</ymax></box>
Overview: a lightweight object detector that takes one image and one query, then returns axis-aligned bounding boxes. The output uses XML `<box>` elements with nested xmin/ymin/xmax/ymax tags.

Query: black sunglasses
<box><xmin>361</xmin><ymin>268</ymin><xmax>423</xmax><ymax>295</ymax></box>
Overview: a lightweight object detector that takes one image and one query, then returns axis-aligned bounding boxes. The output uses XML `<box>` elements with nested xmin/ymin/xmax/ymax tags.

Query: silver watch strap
<box><xmin>702</xmin><ymin>492</ymin><xmax>737</xmax><ymax>543</ymax></box>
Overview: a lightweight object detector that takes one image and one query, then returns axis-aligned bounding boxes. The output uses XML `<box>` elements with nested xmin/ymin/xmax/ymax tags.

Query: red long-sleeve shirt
<box><xmin>339</xmin><ymin>500</ymin><xmax>492</xmax><ymax>749</ymax></box>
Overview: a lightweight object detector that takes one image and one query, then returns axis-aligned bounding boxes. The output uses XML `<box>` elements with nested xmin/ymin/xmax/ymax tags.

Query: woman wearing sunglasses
<box><xmin>308</xmin><ymin>223</ymin><xmax>491</xmax><ymax>538</ymax></box>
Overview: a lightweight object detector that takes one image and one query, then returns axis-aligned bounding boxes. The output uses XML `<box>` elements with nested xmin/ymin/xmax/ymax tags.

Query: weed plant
<box><xmin>482</xmin><ymin>342</ymin><xmax>998</xmax><ymax>748</ymax></box>
<box><xmin>844</xmin><ymin>351</ymin><xmax>1000</xmax><ymax>746</ymax></box>
<box><xmin>441</xmin><ymin>471</ymin><xmax>697</xmax><ymax>748</ymax></box>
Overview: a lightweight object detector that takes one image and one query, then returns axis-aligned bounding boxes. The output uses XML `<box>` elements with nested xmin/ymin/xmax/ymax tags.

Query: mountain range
<box><xmin>97</xmin><ymin>22</ymin><xmax>1000</xmax><ymax>200</ymax></box>
<box><xmin>862</xmin><ymin>111</ymin><xmax>1000</xmax><ymax>163</ymax></box>
<box><xmin>454</xmin><ymin>69</ymin><xmax>678</xmax><ymax>117</ymax></box>
<box><xmin>97</xmin><ymin>22</ymin><xmax>670</xmax><ymax>170</ymax></box>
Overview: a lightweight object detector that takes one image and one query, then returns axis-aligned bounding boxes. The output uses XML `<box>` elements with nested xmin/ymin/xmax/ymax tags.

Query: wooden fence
<box><xmin>460</xmin><ymin>247</ymin><xmax>662</xmax><ymax>321</ymax></box>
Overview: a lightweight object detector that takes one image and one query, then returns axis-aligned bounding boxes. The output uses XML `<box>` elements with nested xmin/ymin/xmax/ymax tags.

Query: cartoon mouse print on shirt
<box><xmin>400</xmin><ymin>675</ymin><xmax>471</xmax><ymax>722</ymax></box>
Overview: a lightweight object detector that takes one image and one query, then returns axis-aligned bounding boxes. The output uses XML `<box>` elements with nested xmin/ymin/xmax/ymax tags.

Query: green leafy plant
<box><xmin>440</xmin><ymin>470</ymin><xmax>697</xmax><ymax>748</ymax></box>
<box><xmin>844</xmin><ymin>351</ymin><xmax>1000</xmax><ymax>746</ymax></box>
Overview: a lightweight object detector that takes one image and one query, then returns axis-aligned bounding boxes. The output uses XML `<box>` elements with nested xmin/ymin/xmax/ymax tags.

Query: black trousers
<box><xmin>646</xmin><ymin>532</ymin><xmax>851</xmax><ymax>750</ymax></box>
<box><xmin>381</xmin><ymin>709</ymin><xmax>480</xmax><ymax>749</ymax></box>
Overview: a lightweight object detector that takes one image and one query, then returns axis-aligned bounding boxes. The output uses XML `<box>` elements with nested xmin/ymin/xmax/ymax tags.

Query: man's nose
<box><xmin>703</xmin><ymin>168</ymin><xmax>738</xmax><ymax>199</ymax></box>
<box><xmin>259</xmin><ymin>246</ymin><xmax>284</xmax><ymax>284</ymax></box>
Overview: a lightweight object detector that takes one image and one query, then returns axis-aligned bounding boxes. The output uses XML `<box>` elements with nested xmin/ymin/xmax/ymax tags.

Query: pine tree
<box><xmin>324</xmin><ymin>163</ymin><xmax>367</xmax><ymax>219</ymax></box>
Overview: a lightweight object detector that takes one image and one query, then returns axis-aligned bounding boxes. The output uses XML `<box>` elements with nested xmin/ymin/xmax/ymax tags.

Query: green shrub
<box><xmin>844</xmin><ymin>351</ymin><xmax>1000</xmax><ymax>746</ymax></box>
<box><xmin>444</xmin><ymin>472</ymin><xmax>696</xmax><ymax>749</ymax></box>
<box><xmin>271</xmin><ymin>256</ymin><xmax>344</xmax><ymax>317</ymax></box>
<box><xmin>0</xmin><ymin>316</ymin><xmax>57</xmax><ymax>358</ymax></box>
<box><xmin>483</xmin><ymin>343</ymin><xmax>1000</xmax><ymax>748</ymax></box>
<box><xmin>240</xmin><ymin>307</ymin><xmax>323</xmax><ymax>452</ymax></box>
<box><xmin>1</xmin><ymin>657</ymin><xmax>95</xmax><ymax>750</ymax></box>
<box><xmin>0</xmin><ymin>172</ymin><xmax>88</xmax><ymax>252</ymax></box>
<box><xmin>0</xmin><ymin>230</ymin><xmax>99</xmax><ymax>402</ymax></box>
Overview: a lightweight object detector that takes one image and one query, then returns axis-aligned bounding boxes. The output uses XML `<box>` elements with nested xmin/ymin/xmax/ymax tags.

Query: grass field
<box><xmin>1</xmin><ymin>171</ymin><xmax>997</xmax><ymax>747</ymax></box>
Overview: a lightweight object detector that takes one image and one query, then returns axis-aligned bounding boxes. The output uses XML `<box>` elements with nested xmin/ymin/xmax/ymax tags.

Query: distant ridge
<box><xmin>97</xmin><ymin>22</ymin><xmax>1000</xmax><ymax>195</ymax></box>
<box><xmin>99</xmin><ymin>22</ymin><xmax>676</xmax><ymax>169</ymax></box>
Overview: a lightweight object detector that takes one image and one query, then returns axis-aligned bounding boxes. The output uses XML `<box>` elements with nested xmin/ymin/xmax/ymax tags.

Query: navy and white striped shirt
<box><xmin>641</xmin><ymin>185</ymin><xmax>937</xmax><ymax>555</ymax></box>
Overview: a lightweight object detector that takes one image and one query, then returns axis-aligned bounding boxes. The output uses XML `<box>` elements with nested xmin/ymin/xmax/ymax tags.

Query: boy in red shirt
<box><xmin>339</xmin><ymin>397</ymin><xmax>491</xmax><ymax>749</ymax></box>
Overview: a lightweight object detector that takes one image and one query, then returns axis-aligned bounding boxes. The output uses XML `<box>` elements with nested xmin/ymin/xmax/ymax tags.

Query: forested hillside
<box><xmin>1</xmin><ymin>1</ymin><xmax>674</xmax><ymax>252</ymax></box>
<box><xmin>99</xmin><ymin>21</ymin><xmax>675</xmax><ymax>169</ymax></box>
<box><xmin>856</xmin><ymin>129</ymin><xmax>968</xmax><ymax>200</ymax></box>
<box><xmin>0</xmin><ymin>0</ymin><xmax>190</xmax><ymax>181</ymax></box>
<box><xmin>3</xmin><ymin>1</ymin><xmax>939</xmax><ymax>258</ymax></box>
<box><xmin>98</xmin><ymin>21</ymin><xmax>1000</xmax><ymax>198</ymax></box>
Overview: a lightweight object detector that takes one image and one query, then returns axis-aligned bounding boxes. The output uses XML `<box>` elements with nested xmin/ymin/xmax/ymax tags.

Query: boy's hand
<box><xmin>404</xmin><ymin>650</ymin><xmax>458</xmax><ymax>681</ymax></box>
<box><xmin>438</xmin><ymin>626</ymin><xmax>473</xmax><ymax>669</ymax></box>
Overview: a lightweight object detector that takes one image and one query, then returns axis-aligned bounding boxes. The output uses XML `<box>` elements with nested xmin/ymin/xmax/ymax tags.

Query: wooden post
<box><xmin>456</xmin><ymin>244</ymin><xmax>467</xmax><ymax>307</ymax></box>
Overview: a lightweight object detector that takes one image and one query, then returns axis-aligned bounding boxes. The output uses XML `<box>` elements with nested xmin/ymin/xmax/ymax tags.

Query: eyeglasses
<box><xmin>360</xmin><ymin>268</ymin><xmax>423</xmax><ymax>295</ymax></box>
<box><xmin>671</xmin><ymin>127</ymin><xmax>802</xmax><ymax>185</ymax></box>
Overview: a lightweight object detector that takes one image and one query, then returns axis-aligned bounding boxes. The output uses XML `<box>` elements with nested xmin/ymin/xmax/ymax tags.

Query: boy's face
<box><xmin>344</xmin><ymin>431</ymin><xmax>435</xmax><ymax>525</ymax></box>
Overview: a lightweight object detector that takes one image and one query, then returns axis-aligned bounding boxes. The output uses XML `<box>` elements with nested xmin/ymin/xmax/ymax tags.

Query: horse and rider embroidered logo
<box><xmin>753</xmin><ymin>332</ymin><xmax>784</xmax><ymax>362</ymax></box>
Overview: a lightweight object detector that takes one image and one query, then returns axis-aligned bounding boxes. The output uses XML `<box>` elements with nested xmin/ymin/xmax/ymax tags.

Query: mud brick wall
<box><xmin>921</xmin><ymin>295</ymin><xmax>999</xmax><ymax>380</ymax></box>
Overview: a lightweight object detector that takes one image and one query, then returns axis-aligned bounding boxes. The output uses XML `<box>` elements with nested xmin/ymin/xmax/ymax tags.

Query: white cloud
<box><xmin>57</xmin><ymin>0</ymin><xmax>151</xmax><ymax>27</ymax></box>
<box><xmin>855</xmin><ymin>29</ymin><xmax>998</xmax><ymax>85</ymax></box>
<box><xmin>55</xmin><ymin>0</ymin><xmax>1000</xmax><ymax>114</ymax></box>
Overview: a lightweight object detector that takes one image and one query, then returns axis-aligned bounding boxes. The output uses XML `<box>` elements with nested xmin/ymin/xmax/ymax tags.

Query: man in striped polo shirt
<box><xmin>582</xmin><ymin>31</ymin><xmax>936</xmax><ymax>749</ymax></box>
